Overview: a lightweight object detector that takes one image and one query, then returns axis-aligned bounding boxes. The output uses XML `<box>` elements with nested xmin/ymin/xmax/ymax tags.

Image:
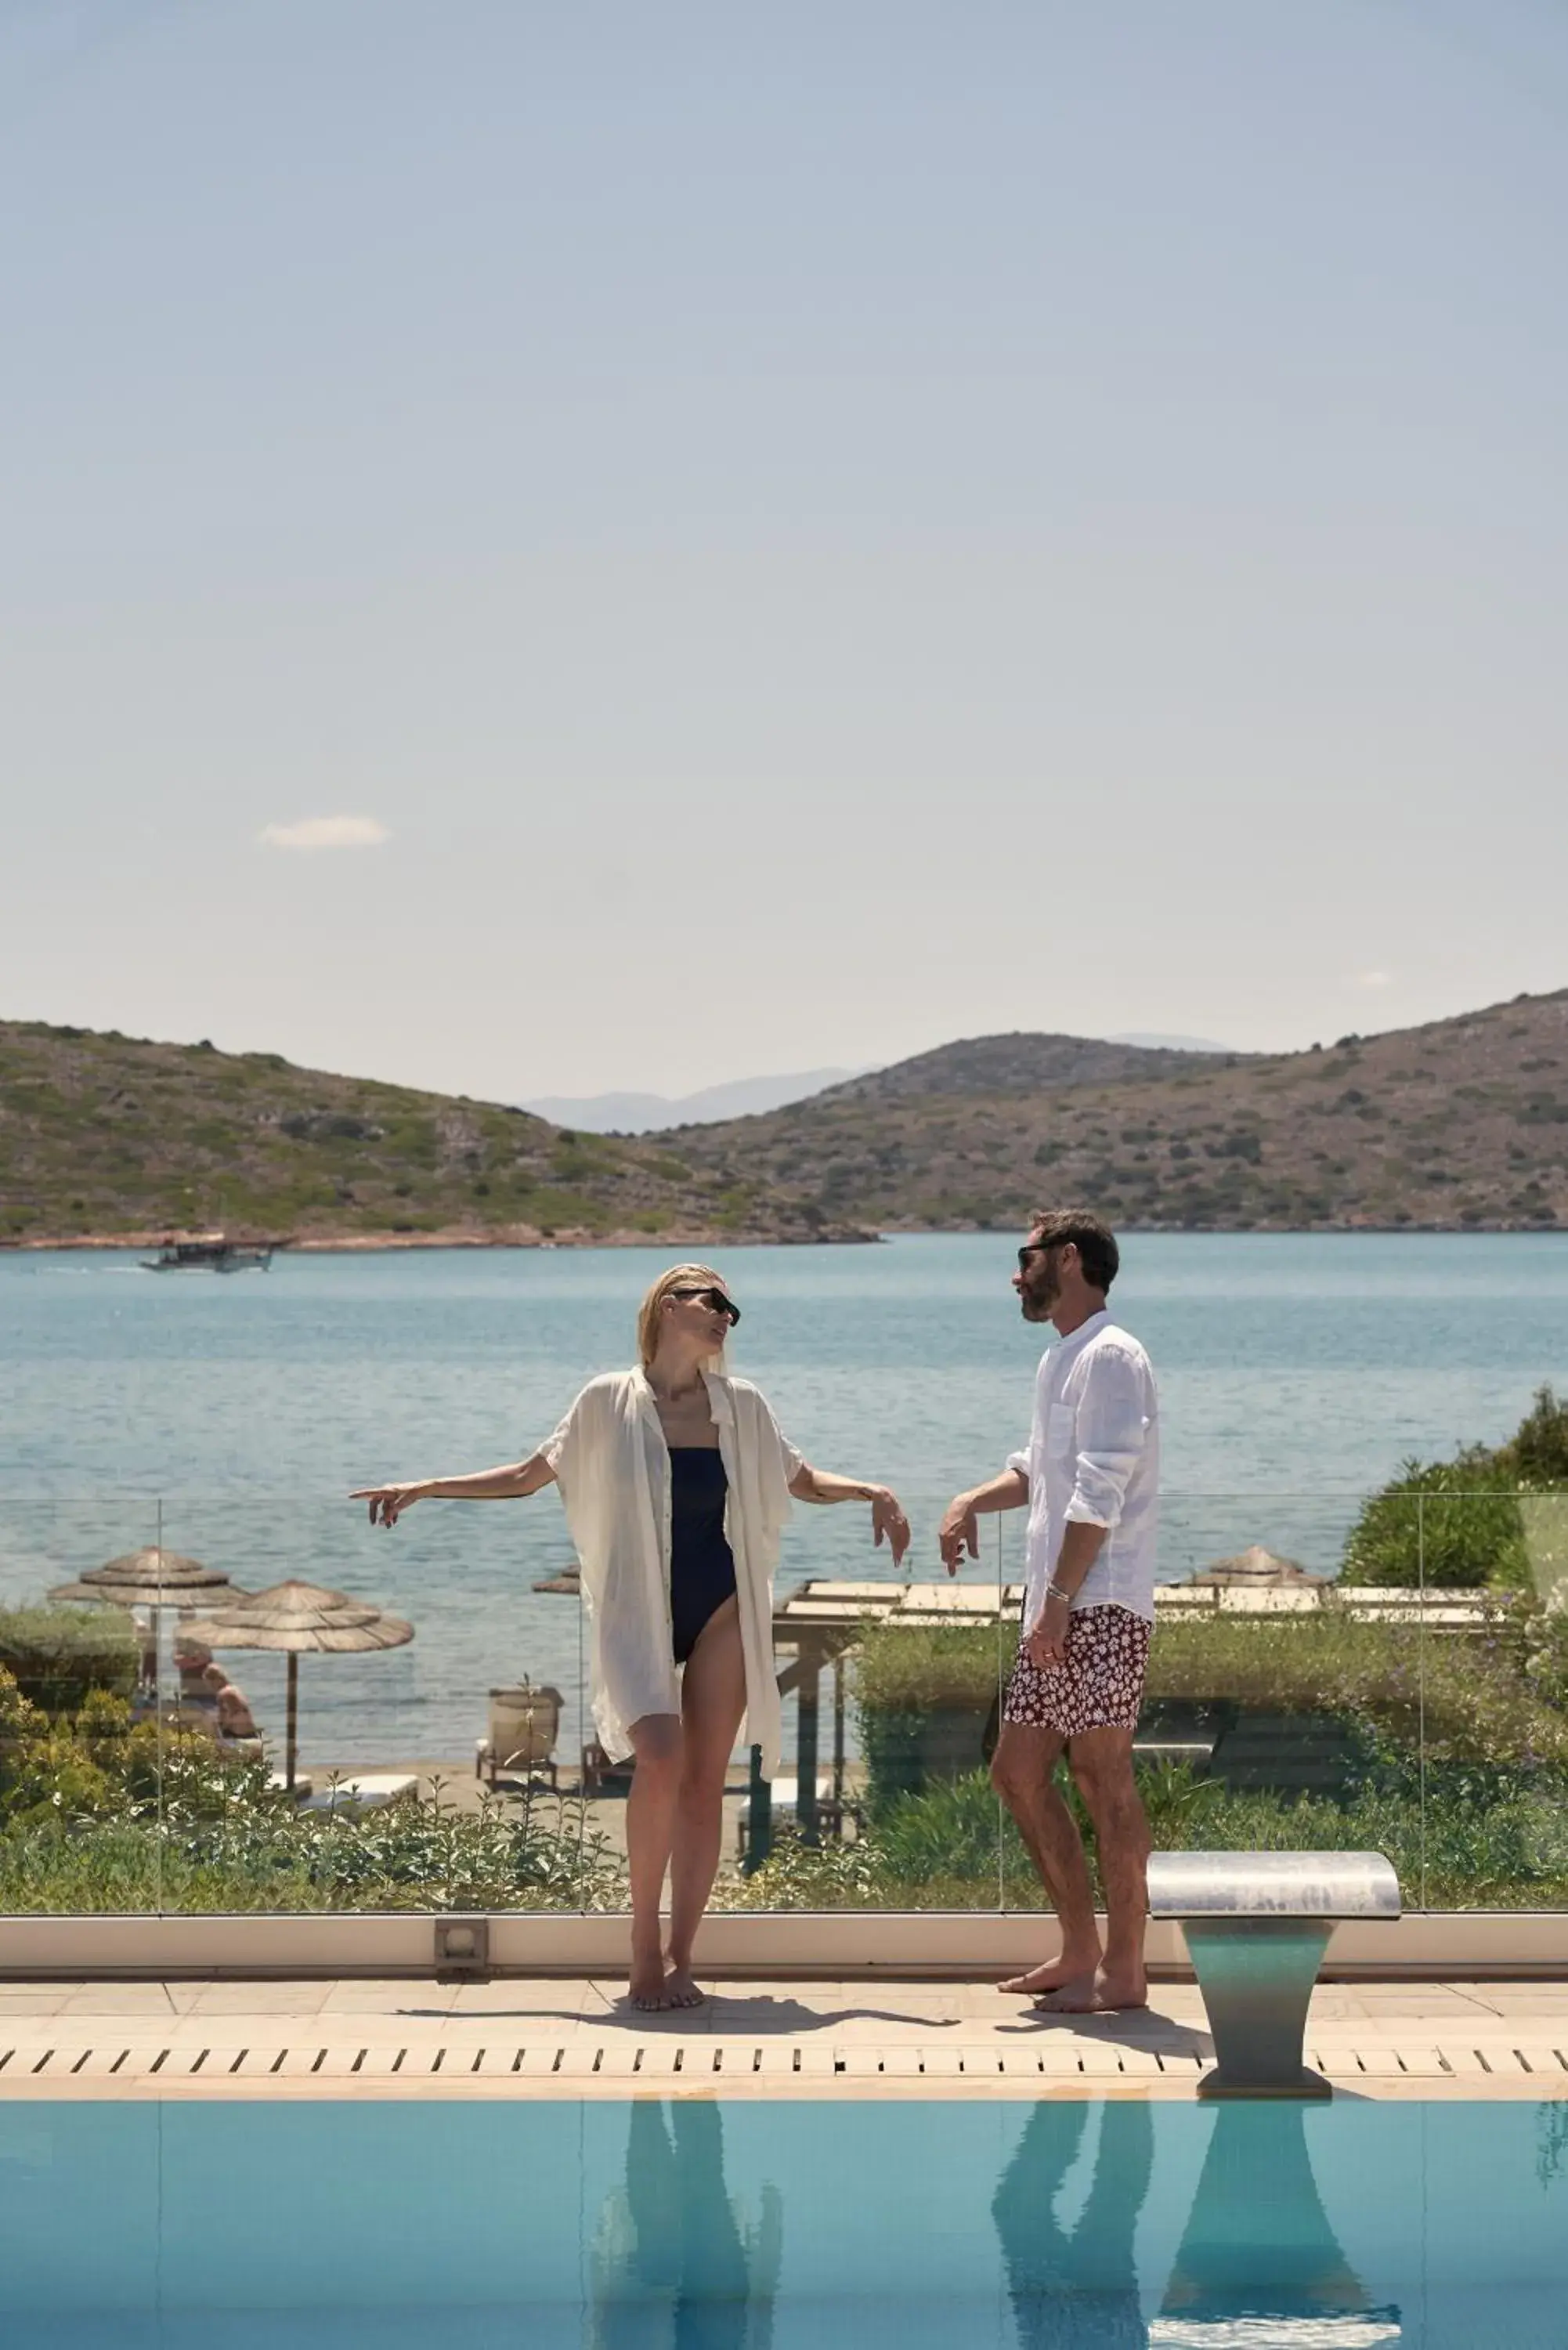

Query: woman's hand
<box><xmin>351</xmin><ymin>1481</ymin><xmax>431</xmax><ymax>1528</ymax></box>
<box><xmin>869</xmin><ymin>1487</ymin><xmax>912</xmax><ymax>1567</ymax></box>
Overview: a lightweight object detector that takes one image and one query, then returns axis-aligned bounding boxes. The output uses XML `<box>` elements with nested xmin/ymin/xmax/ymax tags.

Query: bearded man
<box><xmin>940</xmin><ymin>1209</ymin><xmax>1160</xmax><ymax>2012</ymax></box>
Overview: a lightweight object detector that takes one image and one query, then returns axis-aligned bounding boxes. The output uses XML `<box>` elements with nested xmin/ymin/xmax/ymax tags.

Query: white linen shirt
<box><xmin>1007</xmin><ymin>1311</ymin><xmax>1160</xmax><ymax>1629</ymax></box>
<box><xmin>539</xmin><ymin>1368</ymin><xmax>803</xmax><ymax>1775</ymax></box>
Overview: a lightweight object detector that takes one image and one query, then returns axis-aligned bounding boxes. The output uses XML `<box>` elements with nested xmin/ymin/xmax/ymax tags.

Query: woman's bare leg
<box><xmin>625</xmin><ymin>1712</ymin><xmax>683</xmax><ymax>2008</ymax></box>
<box><xmin>665</xmin><ymin>1598</ymin><xmax>747</xmax><ymax>2005</ymax></box>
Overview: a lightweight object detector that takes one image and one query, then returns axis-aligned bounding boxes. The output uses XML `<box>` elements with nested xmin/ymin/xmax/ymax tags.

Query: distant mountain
<box><xmin>523</xmin><ymin>1067</ymin><xmax>862</xmax><ymax>1133</ymax></box>
<box><xmin>650</xmin><ymin>992</ymin><xmax>1568</xmax><ymax>1232</ymax></box>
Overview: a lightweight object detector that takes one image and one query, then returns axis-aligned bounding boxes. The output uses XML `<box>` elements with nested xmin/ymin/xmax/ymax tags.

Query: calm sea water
<box><xmin>2</xmin><ymin>1234</ymin><xmax>1565</xmax><ymax>1766</ymax></box>
<box><xmin>4</xmin><ymin>2096</ymin><xmax>1566</xmax><ymax>2345</ymax></box>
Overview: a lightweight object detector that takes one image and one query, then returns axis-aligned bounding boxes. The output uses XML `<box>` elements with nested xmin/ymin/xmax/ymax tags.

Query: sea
<box><xmin>2</xmin><ymin>1232</ymin><xmax>1565</xmax><ymax>1769</ymax></box>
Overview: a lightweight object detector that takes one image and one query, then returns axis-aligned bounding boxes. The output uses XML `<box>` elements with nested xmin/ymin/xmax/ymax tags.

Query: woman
<box><xmin>352</xmin><ymin>1264</ymin><xmax>910</xmax><ymax>2010</ymax></box>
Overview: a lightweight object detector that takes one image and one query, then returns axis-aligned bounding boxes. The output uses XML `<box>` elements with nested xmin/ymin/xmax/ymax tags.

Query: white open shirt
<box><xmin>1006</xmin><ymin>1311</ymin><xmax>1160</xmax><ymax>1631</ymax></box>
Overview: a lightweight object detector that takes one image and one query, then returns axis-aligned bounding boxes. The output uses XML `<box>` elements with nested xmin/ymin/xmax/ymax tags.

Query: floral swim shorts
<box><xmin>1001</xmin><ymin>1603</ymin><xmax>1151</xmax><ymax>1739</ymax></box>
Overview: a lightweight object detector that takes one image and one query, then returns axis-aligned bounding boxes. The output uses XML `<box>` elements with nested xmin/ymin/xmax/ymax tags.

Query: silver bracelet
<box><xmin>1046</xmin><ymin>1581</ymin><xmax>1073</xmax><ymax>1603</ymax></box>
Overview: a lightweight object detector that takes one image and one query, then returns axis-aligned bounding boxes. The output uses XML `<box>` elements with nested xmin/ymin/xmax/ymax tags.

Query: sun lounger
<box><xmin>477</xmin><ymin>1682</ymin><xmax>562</xmax><ymax>1791</ymax></box>
<box><xmin>300</xmin><ymin>1772</ymin><xmax>417</xmax><ymax>1814</ymax></box>
<box><xmin>1147</xmin><ymin>1849</ymin><xmax>1400</xmax><ymax>2099</ymax></box>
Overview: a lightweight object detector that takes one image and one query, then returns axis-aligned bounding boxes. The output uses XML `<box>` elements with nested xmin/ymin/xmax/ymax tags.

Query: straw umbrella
<box><xmin>49</xmin><ymin>1549</ymin><xmax>255</xmax><ymax>1697</ymax></box>
<box><xmin>181</xmin><ymin>1581</ymin><xmax>414</xmax><ymax>1791</ymax></box>
<box><xmin>49</xmin><ymin>1548</ymin><xmax>254</xmax><ymax>1614</ymax></box>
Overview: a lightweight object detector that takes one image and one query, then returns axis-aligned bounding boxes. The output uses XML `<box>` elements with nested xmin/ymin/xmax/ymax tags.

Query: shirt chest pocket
<box><xmin>1046</xmin><ymin>1402</ymin><xmax>1075</xmax><ymax>1460</ymax></box>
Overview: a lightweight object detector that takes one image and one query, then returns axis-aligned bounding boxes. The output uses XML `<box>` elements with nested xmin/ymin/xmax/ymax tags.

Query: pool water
<box><xmin>2</xmin><ymin>2098</ymin><xmax>1566</xmax><ymax>2346</ymax></box>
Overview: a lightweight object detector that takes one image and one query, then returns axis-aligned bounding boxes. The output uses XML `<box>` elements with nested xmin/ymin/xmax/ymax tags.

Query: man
<box><xmin>940</xmin><ymin>1209</ymin><xmax>1159</xmax><ymax>2012</ymax></box>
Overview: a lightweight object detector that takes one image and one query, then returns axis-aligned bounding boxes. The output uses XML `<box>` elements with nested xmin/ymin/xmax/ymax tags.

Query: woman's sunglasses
<box><xmin>670</xmin><ymin>1284</ymin><xmax>741</xmax><ymax>1327</ymax></box>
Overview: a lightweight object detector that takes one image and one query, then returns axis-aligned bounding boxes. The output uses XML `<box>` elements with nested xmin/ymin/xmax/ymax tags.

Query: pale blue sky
<box><xmin>2</xmin><ymin>1</ymin><xmax>1566</xmax><ymax>1100</ymax></box>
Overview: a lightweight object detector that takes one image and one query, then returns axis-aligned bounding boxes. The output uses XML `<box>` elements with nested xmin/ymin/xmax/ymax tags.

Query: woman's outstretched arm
<box><xmin>787</xmin><ymin>1462</ymin><xmax>912</xmax><ymax>1566</ymax></box>
<box><xmin>352</xmin><ymin>1452</ymin><xmax>557</xmax><ymax>1528</ymax></box>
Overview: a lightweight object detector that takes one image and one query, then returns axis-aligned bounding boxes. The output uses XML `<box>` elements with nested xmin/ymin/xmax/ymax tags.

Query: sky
<box><xmin>2</xmin><ymin>0</ymin><xmax>1566</xmax><ymax>1102</ymax></box>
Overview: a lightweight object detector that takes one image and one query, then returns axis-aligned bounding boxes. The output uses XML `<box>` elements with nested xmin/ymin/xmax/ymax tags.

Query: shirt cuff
<box><xmin>1006</xmin><ymin>1450</ymin><xmax>1030</xmax><ymax>1481</ymax></box>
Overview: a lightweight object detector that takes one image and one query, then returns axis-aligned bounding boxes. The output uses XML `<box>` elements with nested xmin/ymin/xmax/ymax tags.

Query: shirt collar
<box><xmin>1050</xmin><ymin>1307</ymin><xmax>1111</xmax><ymax>1359</ymax></box>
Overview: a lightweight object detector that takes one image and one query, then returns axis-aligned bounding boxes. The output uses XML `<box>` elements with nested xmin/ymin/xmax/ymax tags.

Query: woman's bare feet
<box><xmin>662</xmin><ymin>1963</ymin><xmax>706</xmax><ymax>2009</ymax></box>
<box><xmin>629</xmin><ymin>1949</ymin><xmax>671</xmax><ymax>2010</ymax></box>
<box><xmin>998</xmin><ymin>1949</ymin><xmax>1102</xmax><ymax>1998</ymax></box>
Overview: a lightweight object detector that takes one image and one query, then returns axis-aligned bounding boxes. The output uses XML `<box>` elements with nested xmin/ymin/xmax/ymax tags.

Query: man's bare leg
<box><xmin>624</xmin><ymin>1714</ymin><xmax>683</xmax><ymax>2008</ymax></box>
<box><xmin>990</xmin><ymin>1721</ymin><xmax>1104</xmax><ymax>1998</ymax></box>
<box><xmin>665</xmin><ymin>1598</ymin><xmax>746</xmax><ymax>2008</ymax></box>
<box><xmin>1056</xmin><ymin>1726</ymin><xmax>1151</xmax><ymax>2012</ymax></box>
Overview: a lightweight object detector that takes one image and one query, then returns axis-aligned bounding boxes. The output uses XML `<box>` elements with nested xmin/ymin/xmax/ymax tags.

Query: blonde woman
<box><xmin>353</xmin><ymin>1264</ymin><xmax>911</xmax><ymax>2009</ymax></box>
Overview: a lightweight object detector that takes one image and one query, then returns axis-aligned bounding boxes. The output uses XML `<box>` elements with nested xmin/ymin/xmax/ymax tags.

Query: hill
<box><xmin>0</xmin><ymin>1022</ymin><xmax>866</xmax><ymax>1247</ymax></box>
<box><xmin>655</xmin><ymin>991</ymin><xmax>1568</xmax><ymax>1232</ymax></box>
<box><xmin>815</xmin><ymin>1033</ymin><xmax>1254</xmax><ymax>1108</ymax></box>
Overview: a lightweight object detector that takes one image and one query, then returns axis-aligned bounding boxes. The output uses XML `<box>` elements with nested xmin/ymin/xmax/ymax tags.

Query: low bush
<box><xmin>723</xmin><ymin>1756</ymin><xmax>1568</xmax><ymax>1914</ymax></box>
<box><xmin>0</xmin><ymin>1604</ymin><xmax>138</xmax><ymax>1711</ymax></box>
<box><xmin>0</xmin><ymin>1664</ymin><xmax>627</xmax><ymax>1913</ymax></box>
<box><xmin>1340</xmin><ymin>1386</ymin><xmax>1568</xmax><ymax>1589</ymax></box>
<box><xmin>1339</xmin><ymin>1454</ymin><xmax>1529</xmax><ymax>1587</ymax></box>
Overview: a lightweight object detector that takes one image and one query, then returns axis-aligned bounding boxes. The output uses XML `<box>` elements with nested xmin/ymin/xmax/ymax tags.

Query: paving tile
<box><xmin>318</xmin><ymin>1981</ymin><xmax>458</xmax><ymax>2015</ymax></box>
<box><xmin>0</xmin><ymin>1992</ymin><xmax>72</xmax><ymax>2015</ymax></box>
<box><xmin>171</xmin><ymin>1982</ymin><xmax>333</xmax><ymax>2016</ymax></box>
<box><xmin>58</xmin><ymin>1985</ymin><xmax>179</xmax><ymax>2016</ymax></box>
<box><xmin>449</xmin><ymin>1979</ymin><xmax>605</xmax><ymax>2016</ymax></box>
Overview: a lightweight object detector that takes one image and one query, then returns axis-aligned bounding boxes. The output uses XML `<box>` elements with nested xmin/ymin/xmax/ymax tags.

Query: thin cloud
<box><xmin>1353</xmin><ymin>969</ymin><xmax>1393</xmax><ymax>989</ymax></box>
<box><xmin>259</xmin><ymin>816</ymin><xmax>389</xmax><ymax>851</ymax></box>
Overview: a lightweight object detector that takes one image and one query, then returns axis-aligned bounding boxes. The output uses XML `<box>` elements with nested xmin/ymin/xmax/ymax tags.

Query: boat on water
<box><xmin>140</xmin><ymin>1236</ymin><xmax>285</xmax><ymax>1273</ymax></box>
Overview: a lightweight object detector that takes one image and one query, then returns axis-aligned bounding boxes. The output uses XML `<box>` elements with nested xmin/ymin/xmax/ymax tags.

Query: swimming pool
<box><xmin>2</xmin><ymin>2099</ymin><xmax>1565</xmax><ymax>2346</ymax></box>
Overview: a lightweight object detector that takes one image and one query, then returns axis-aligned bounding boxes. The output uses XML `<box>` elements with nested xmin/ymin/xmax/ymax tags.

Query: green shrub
<box><xmin>1499</xmin><ymin>1385</ymin><xmax>1568</xmax><ymax>1486</ymax></box>
<box><xmin>1339</xmin><ymin>1453</ymin><xmax>1528</xmax><ymax>1588</ymax></box>
<box><xmin>0</xmin><ymin>1604</ymin><xmax>139</xmax><ymax>1711</ymax></box>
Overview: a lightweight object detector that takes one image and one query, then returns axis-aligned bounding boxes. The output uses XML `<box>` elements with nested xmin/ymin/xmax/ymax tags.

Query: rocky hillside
<box><xmin>816</xmin><ymin>1032</ymin><xmax>1255</xmax><ymax>1105</ymax></box>
<box><xmin>0</xmin><ymin>1022</ymin><xmax>862</xmax><ymax>1246</ymax></box>
<box><xmin>657</xmin><ymin>990</ymin><xmax>1568</xmax><ymax>1232</ymax></box>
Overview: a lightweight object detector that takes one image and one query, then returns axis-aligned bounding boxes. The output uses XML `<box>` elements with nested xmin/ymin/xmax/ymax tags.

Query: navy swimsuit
<box><xmin>669</xmin><ymin>1448</ymin><xmax>738</xmax><ymax>1664</ymax></box>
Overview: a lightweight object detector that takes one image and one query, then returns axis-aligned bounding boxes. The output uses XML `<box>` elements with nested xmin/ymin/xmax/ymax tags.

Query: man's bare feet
<box><xmin>1088</xmin><ymin>1965</ymin><xmax>1147</xmax><ymax>2012</ymax></box>
<box><xmin>662</xmin><ymin>1964</ymin><xmax>706</xmax><ymax>2009</ymax></box>
<box><xmin>1032</xmin><ymin>1965</ymin><xmax>1147</xmax><ymax>2015</ymax></box>
<box><xmin>998</xmin><ymin>1952</ymin><xmax>1102</xmax><ymax>1997</ymax></box>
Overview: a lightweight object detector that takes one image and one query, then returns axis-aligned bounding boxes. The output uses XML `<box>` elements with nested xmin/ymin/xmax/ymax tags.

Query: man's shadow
<box><xmin>587</xmin><ymin>2101</ymin><xmax>781</xmax><ymax>2350</ymax></box>
<box><xmin>992</xmin><ymin>2101</ymin><xmax>1154</xmax><ymax>2350</ymax></box>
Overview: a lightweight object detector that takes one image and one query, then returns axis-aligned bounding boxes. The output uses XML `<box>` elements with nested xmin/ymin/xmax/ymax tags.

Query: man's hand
<box><xmin>1024</xmin><ymin>1589</ymin><xmax>1071</xmax><ymax>1669</ymax></box>
<box><xmin>869</xmin><ymin>1488</ymin><xmax>912</xmax><ymax>1567</ymax></box>
<box><xmin>938</xmin><ymin>1492</ymin><xmax>980</xmax><ymax>1578</ymax></box>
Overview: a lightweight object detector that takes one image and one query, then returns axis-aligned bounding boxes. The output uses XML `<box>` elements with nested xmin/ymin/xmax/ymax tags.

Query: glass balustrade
<box><xmin>1</xmin><ymin>1484</ymin><xmax>1564</xmax><ymax>1919</ymax></box>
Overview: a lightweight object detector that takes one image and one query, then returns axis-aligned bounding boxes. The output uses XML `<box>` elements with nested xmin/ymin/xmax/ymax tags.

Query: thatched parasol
<box><xmin>49</xmin><ymin>1547</ymin><xmax>254</xmax><ymax>1615</ymax></box>
<box><xmin>1190</xmin><ymin>1545</ymin><xmax>1329</xmax><ymax>1589</ymax></box>
<box><xmin>182</xmin><ymin>1580</ymin><xmax>414</xmax><ymax>1791</ymax></box>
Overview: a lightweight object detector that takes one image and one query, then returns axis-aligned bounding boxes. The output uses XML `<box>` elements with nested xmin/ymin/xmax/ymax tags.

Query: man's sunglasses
<box><xmin>1017</xmin><ymin>1241</ymin><xmax>1064</xmax><ymax>1271</ymax></box>
<box><xmin>671</xmin><ymin>1284</ymin><xmax>741</xmax><ymax>1327</ymax></box>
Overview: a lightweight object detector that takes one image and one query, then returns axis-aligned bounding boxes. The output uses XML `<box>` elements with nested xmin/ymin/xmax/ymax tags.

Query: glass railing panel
<box><xmin>1411</xmin><ymin>1483</ymin><xmax>1568</xmax><ymax>1914</ymax></box>
<box><xmin>718</xmin><ymin>1499</ymin><xmax>1010</xmax><ymax>1914</ymax></box>
<box><xmin>150</xmin><ymin>1495</ymin><xmax>605</xmax><ymax>1914</ymax></box>
<box><xmin>0</xmin><ymin>1499</ymin><xmax>162</xmax><ymax>1913</ymax></box>
<box><xmin>1146</xmin><ymin>1493</ymin><xmax>1430</xmax><ymax>1905</ymax></box>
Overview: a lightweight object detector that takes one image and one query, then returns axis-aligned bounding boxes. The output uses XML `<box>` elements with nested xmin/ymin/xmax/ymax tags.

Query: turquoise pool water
<box><xmin>2</xmin><ymin>2098</ymin><xmax>1566</xmax><ymax>2345</ymax></box>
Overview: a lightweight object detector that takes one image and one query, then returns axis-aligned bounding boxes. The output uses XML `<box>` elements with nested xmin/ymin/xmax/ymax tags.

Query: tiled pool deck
<box><xmin>3</xmin><ymin>1976</ymin><xmax>1567</xmax><ymax>2099</ymax></box>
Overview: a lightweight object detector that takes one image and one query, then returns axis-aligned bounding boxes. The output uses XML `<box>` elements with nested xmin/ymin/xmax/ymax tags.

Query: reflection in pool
<box><xmin>2</xmin><ymin>2096</ymin><xmax>1565</xmax><ymax>2346</ymax></box>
